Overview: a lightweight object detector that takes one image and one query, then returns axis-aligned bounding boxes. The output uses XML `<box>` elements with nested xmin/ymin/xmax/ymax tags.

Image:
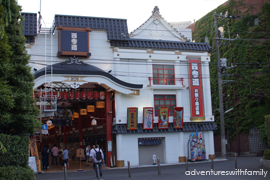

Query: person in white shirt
<box><xmin>90</xmin><ymin>144</ymin><xmax>104</xmax><ymax>177</ymax></box>
<box><xmin>85</xmin><ymin>145</ymin><xmax>90</xmax><ymax>167</ymax></box>
<box><xmin>89</xmin><ymin>144</ymin><xmax>95</xmax><ymax>162</ymax></box>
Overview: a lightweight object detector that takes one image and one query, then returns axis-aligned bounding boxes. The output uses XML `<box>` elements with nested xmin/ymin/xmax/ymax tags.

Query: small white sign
<box><xmin>153</xmin><ymin>154</ymin><xmax>156</xmax><ymax>160</ymax></box>
<box><xmin>108</xmin><ymin>141</ymin><xmax>112</xmax><ymax>152</ymax></box>
<box><xmin>42</xmin><ymin>130</ymin><xmax>48</xmax><ymax>134</ymax></box>
<box><xmin>28</xmin><ymin>156</ymin><xmax>37</xmax><ymax>173</ymax></box>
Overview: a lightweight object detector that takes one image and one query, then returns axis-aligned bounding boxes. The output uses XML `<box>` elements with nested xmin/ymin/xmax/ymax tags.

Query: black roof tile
<box><xmin>110</xmin><ymin>39</ymin><xmax>212</xmax><ymax>52</ymax></box>
<box><xmin>54</xmin><ymin>14</ymin><xmax>129</xmax><ymax>40</ymax></box>
<box><xmin>22</xmin><ymin>13</ymin><xmax>37</xmax><ymax>36</ymax></box>
<box><xmin>112</xmin><ymin>122</ymin><xmax>217</xmax><ymax>134</ymax></box>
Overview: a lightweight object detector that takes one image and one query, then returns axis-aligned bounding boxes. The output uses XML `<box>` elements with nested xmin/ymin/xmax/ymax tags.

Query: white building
<box><xmin>23</xmin><ymin>6</ymin><xmax>216</xmax><ymax>167</ymax></box>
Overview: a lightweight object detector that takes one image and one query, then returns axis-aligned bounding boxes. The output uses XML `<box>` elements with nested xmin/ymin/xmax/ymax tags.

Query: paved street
<box><xmin>35</xmin><ymin>156</ymin><xmax>269</xmax><ymax>180</ymax></box>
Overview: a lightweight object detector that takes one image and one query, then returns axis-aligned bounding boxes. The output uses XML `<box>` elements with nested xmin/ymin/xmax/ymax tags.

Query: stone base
<box><xmin>116</xmin><ymin>160</ymin><xmax>124</xmax><ymax>167</ymax></box>
<box><xmin>260</xmin><ymin>159</ymin><xmax>270</xmax><ymax>169</ymax></box>
<box><xmin>179</xmin><ymin>156</ymin><xmax>186</xmax><ymax>162</ymax></box>
<box><xmin>208</xmin><ymin>154</ymin><xmax>216</xmax><ymax>159</ymax></box>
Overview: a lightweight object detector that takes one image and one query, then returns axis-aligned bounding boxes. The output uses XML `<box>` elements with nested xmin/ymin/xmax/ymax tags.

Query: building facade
<box><xmin>23</xmin><ymin>6</ymin><xmax>216</xmax><ymax>167</ymax></box>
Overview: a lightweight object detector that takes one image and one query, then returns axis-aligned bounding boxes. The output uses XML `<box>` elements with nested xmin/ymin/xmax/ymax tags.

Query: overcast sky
<box><xmin>18</xmin><ymin>0</ymin><xmax>227</xmax><ymax>32</ymax></box>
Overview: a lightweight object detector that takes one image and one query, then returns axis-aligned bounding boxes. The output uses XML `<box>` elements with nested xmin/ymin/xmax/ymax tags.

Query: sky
<box><xmin>18</xmin><ymin>0</ymin><xmax>228</xmax><ymax>33</ymax></box>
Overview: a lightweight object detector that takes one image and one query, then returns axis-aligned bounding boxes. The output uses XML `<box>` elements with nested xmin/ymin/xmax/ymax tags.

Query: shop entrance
<box><xmin>35</xmin><ymin>83</ymin><xmax>114</xmax><ymax>171</ymax></box>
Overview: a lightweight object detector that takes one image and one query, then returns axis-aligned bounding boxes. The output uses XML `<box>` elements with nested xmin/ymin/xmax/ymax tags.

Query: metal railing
<box><xmin>148</xmin><ymin>77</ymin><xmax>184</xmax><ymax>86</ymax></box>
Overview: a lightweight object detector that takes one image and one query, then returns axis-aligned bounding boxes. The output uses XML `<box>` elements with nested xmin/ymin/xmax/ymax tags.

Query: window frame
<box><xmin>154</xmin><ymin>94</ymin><xmax>176</xmax><ymax>117</ymax></box>
<box><xmin>152</xmin><ymin>65</ymin><xmax>175</xmax><ymax>85</ymax></box>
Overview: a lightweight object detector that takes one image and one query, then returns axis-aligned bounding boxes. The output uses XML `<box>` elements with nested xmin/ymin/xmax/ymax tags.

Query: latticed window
<box><xmin>153</xmin><ymin>65</ymin><xmax>175</xmax><ymax>85</ymax></box>
<box><xmin>154</xmin><ymin>95</ymin><xmax>176</xmax><ymax>116</ymax></box>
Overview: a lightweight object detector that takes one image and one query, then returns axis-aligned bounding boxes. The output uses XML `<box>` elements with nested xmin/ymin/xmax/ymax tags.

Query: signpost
<box><xmin>76</xmin><ymin>148</ymin><xmax>84</xmax><ymax>171</ymax></box>
<box><xmin>42</xmin><ymin>124</ymin><xmax>48</xmax><ymax>130</ymax></box>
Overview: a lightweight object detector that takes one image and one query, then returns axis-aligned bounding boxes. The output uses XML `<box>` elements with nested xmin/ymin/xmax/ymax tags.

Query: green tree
<box><xmin>0</xmin><ymin>0</ymin><xmax>40</xmax><ymax>134</ymax></box>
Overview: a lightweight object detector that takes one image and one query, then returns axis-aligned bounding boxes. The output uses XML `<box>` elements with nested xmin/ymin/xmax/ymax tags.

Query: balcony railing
<box><xmin>148</xmin><ymin>77</ymin><xmax>184</xmax><ymax>86</ymax></box>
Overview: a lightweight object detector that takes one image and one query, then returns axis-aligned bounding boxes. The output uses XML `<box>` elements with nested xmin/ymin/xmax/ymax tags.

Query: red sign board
<box><xmin>127</xmin><ymin>107</ymin><xmax>138</xmax><ymax>130</ymax></box>
<box><xmin>94</xmin><ymin>91</ymin><xmax>99</xmax><ymax>100</ymax></box>
<box><xmin>158</xmin><ymin>107</ymin><xmax>169</xmax><ymax>129</ymax></box>
<box><xmin>188</xmin><ymin>59</ymin><xmax>204</xmax><ymax>119</ymax></box>
<box><xmin>56</xmin><ymin>91</ymin><xmax>61</xmax><ymax>100</ymax></box>
<box><xmin>143</xmin><ymin>107</ymin><xmax>154</xmax><ymax>130</ymax></box>
<box><xmin>173</xmin><ymin>107</ymin><xmax>184</xmax><ymax>129</ymax></box>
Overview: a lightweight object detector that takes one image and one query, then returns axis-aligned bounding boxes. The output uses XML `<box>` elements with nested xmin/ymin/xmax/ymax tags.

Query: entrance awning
<box><xmin>33</xmin><ymin>57</ymin><xmax>143</xmax><ymax>95</ymax></box>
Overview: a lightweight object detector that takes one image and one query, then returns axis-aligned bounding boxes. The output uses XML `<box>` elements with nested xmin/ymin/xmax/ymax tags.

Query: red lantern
<box><xmin>56</xmin><ymin>91</ymin><xmax>61</xmax><ymax>100</ymax></box>
<box><xmin>34</xmin><ymin>91</ymin><xmax>41</xmax><ymax>99</ymax></box>
<box><xmin>69</xmin><ymin>91</ymin><xmax>74</xmax><ymax>100</ymax></box>
<box><xmin>87</xmin><ymin>91</ymin><xmax>93</xmax><ymax>100</ymax></box>
<box><xmin>75</xmin><ymin>91</ymin><xmax>80</xmax><ymax>100</ymax></box>
<box><xmin>49</xmin><ymin>91</ymin><xmax>54</xmax><ymax>97</ymax></box>
<box><xmin>100</xmin><ymin>91</ymin><xmax>105</xmax><ymax>100</ymax></box>
<box><xmin>62</xmin><ymin>91</ymin><xmax>68</xmax><ymax>100</ymax></box>
<box><xmin>42</xmin><ymin>92</ymin><xmax>47</xmax><ymax>98</ymax></box>
<box><xmin>81</xmin><ymin>91</ymin><xmax>87</xmax><ymax>100</ymax></box>
<box><xmin>94</xmin><ymin>91</ymin><xmax>99</xmax><ymax>100</ymax></box>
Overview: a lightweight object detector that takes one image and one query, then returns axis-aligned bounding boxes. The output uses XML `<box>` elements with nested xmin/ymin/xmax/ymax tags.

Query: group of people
<box><xmin>41</xmin><ymin>143</ymin><xmax>105</xmax><ymax>177</ymax></box>
<box><xmin>41</xmin><ymin>144</ymin><xmax>69</xmax><ymax>170</ymax></box>
<box><xmin>86</xmin><ymin>144</ymin><xmax>105</xmax><ymax>178</ymax></box>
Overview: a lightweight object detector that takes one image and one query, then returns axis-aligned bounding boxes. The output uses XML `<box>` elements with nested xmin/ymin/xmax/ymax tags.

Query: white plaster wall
<box><xmin>28</xmin><ymin>29</ymin><xmax>114</xmax><ymax>73</ymax></box>
<box><xmin>119</xmin><ymin>131</ymin><xmax>215</xmax><ymax>166</ymax></box>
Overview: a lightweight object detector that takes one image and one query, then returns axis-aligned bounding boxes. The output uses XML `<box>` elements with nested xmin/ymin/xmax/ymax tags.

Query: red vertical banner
<box><xmin>127</xmin><ymin>107</ymin><xmax>138</xmax><ymax>130</ymax></box>
<box><xmin>173</xmin><ymin>107</ymin><xmax>184</xmax><ymax>129</ymax></box>
<box><xmin>188</xmin><ymin>59</ymin><xmax>205</xmax><ymax>120</ymax></box>
<box><xmin>158</xmin><ymin>107</ymin><xmax>169</xmax><ymax>129</ymax></box>
<box><xmin>143</xmin><ymin>107</ymin><xmax>154</xmax><ymax>130</ymax></box>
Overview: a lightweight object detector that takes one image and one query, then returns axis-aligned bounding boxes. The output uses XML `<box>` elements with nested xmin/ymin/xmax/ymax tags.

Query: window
<box><xmin>154</xmin><ymin>95</ymin><xmax>176</xmax><ymax>116</ymax></box>
<box><xmin>153</xmin><ymin>65</ymin><xmax>175</xmax><ymax>85</ymax></box>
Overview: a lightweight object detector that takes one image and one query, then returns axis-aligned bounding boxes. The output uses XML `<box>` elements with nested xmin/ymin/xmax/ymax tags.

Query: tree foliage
<box><xmin>0</xmin><ymin>0</ymin><xmax>40</xmax><ymax>134</ymax></box>
<box><xmin>193</xmin><ymin>0</ymin><xmax>270</xmax><ymax>139</ymax></box>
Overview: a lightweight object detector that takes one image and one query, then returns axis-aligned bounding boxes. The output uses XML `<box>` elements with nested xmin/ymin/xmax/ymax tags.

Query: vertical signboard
<box><xmin>158</xmin><ymin>107</ymin><xmax>169</xmax><ymax>129</ymax></box>
<box><xmin>188</xmin><ymin>59</ymin><xmax>205</xmax><ymax>120</ymax></box>
<box><xmin>30</xmin><ymin>139</ymin><xmax>39</xmax><ymax>172</ymax></box>
<box><xmin>127</xmin><ymin>107</ymin><xmax>138</xmax><ymax>130</ymax></box>
<box><xmin>143</xmin><ymin>107</ymin><xmax>154</xmax><ymax>129</ymax></box>
<box><xmin>189</xmin><ymin>132</ymin><xmax>206</xmax><ymax>161</ymax></box>
<box><xmin>173</xmin><ymin>107</ymin><xmax>184</xmax><ymax>129</ymax></box>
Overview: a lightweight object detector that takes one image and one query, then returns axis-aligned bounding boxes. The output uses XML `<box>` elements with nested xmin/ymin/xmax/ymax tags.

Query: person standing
<box><xmin>62</xmin><ymin>145</ymin><xmax>69</xmax><ymax>169</ymax></box>
<box><xmin>89</xmin><ymin>144</ymin><xmax>96</xmax><ymax>162</ymax></box>
<box><xmin>51</xmin><ymin>144</ymin><xmax>59</xmax><ymax>165</ymax></box>
<box><xmin>90</xmin><ymin>144</ymin><xmax>104</xmax><ymax>177</ymax></box>
<box><xmin>41</xmin><ymin>146</ymin><xmax>48</xmax><ymax>170</ymax></box>
<box><xmin>46</xmin><ymin>145</ymin><xmax>50</xmax><ymax>169</ymax></box>
<box><xmin>58</xmin><ymin>146</ymin><xmax>63</xmax><ymax>165</ymax></box>
<box><xmin>85</xmin><ymin>145</ymin><xmax>90</xmax><ymax>167</ymax></box>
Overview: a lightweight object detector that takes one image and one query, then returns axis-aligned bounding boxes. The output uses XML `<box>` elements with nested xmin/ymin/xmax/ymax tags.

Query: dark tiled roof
<box><xmin>54</xmin><ymin>15</ymin><xmax>129</xmax><ymax>40</ymax></box>
<box><xmin>34</xmin><ymin>58</ymin><xmax>143</xmax><ymax>89</ymax></box>
<box><xmin>110</xmin><ymin>39</ymin><xmax>212</xmax><ymax>52</ymax></box>
<box><xmin>21</xmin><ymin>13</ymin><xmax>37</xmax><ymax>43</ymax></box>
<box><xmin>112</xmin><ymin>122</ymin><xmax>217</xmax><ymax>134</ymax></box>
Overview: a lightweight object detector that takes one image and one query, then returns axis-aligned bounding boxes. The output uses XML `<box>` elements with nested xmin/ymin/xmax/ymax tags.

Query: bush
<box><xmin>0</xmin><ymin>134</ymin><xmax>30</xmax><ymax>167</ymax></box>
<box><xmin>264</xmin><ymin>149</ymin><xmax>270</xmax><ymax>160</ymax></box>
<box><xmin>265</xmin><ymin>115</ymin><xmax>270</xmax><ymax>147</ymax></box>
<box><xmin>0</xmin><ymin>166</ymin><xmax>35</xmax><ymax>180</ymax></box>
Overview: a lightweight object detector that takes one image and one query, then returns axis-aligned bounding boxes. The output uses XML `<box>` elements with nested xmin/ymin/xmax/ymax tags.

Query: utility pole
<box><xmin>214</xmin><ymin>12</ymin><xmax>226</xmax><ymax>159</ymax></box>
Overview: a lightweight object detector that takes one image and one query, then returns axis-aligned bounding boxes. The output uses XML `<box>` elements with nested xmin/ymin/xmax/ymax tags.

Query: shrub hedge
<box><xmin>0</xmin><ymin>134</ymin><xmax>30</xmax><ymax>167</ymax></box>
<box><xmin>0</xmin><ymin>166</ymin><xmax>35</xmax><ymax>180</ymax></box>
<box><xmin>264</xmin><ymin>149</ymin><xmax>270</xmax><ymax>160</ymax></box>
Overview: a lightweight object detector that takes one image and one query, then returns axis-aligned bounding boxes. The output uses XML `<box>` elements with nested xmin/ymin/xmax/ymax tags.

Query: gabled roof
<box><xmin>129</xmin><ymin>6</ymin><xmax>189</xmax><ymax>41</ymax></box>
